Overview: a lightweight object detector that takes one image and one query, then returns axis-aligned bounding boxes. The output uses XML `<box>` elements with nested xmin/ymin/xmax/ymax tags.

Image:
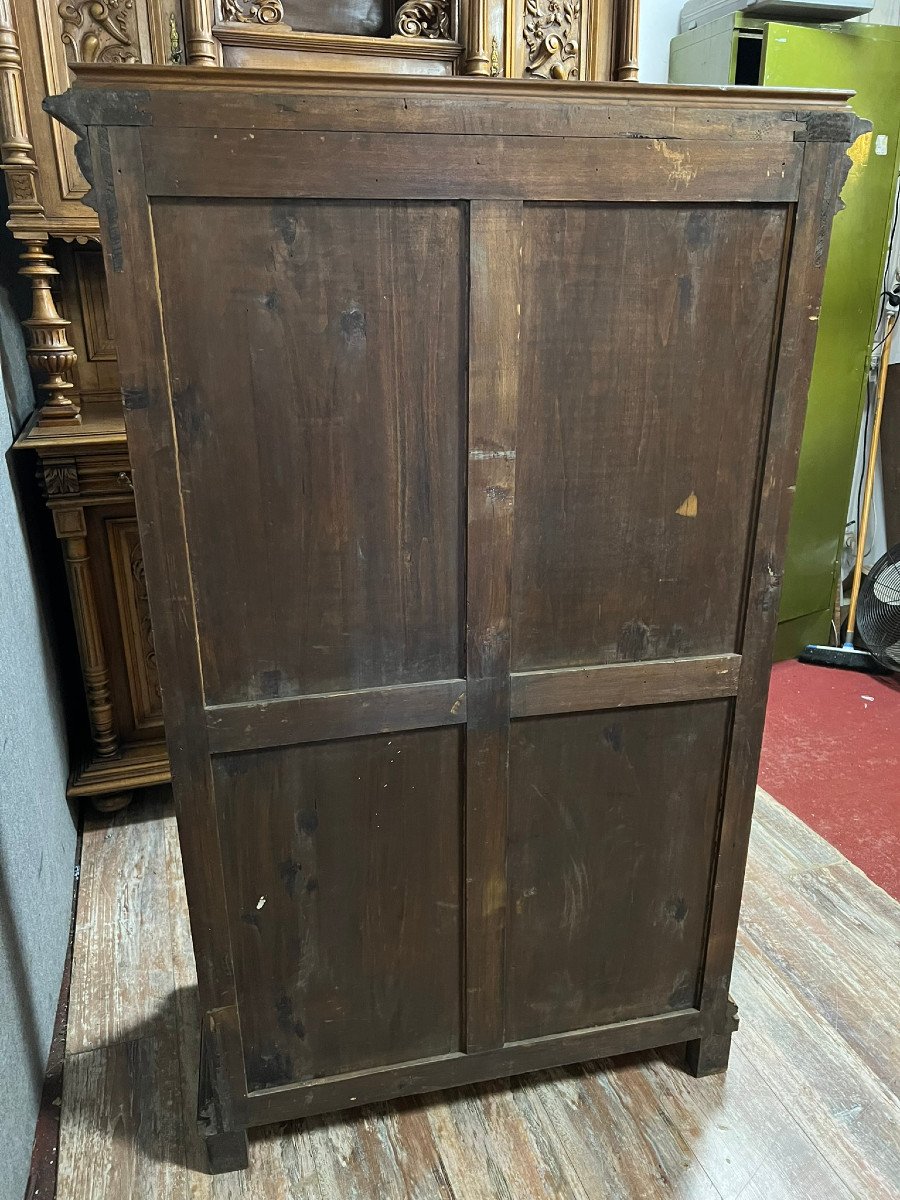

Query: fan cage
<box><xmin>857</xmin><ymin>544</ymin><xmax>900</xmax><ymax>669</ymax></box>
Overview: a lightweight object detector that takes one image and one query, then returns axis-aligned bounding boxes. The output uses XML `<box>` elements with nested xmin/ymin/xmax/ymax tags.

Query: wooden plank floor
<box><xmin>58</xmin><ymin>787</ymin><xmax>900</xmax><ymax>1199</ymax></box>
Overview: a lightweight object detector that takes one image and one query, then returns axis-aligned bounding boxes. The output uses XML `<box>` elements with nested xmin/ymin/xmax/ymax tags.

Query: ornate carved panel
<box><xmin>43</xmin><ymin>458</ymin><xmax>79</xmax><ymax>494</ymax></box>
<box><xmin>394</xmin><ymin>0</ymin><xmax>450</xmax><ymax>38</ymax></box>
<box><xmin>57</xmin><ymin>0</ymin><xmax>141</xmax><ymax>64</ymax></box>
<box><xmin>107</xmin><ymin>517</ymin><xmax>163</xmax><ymax>730</ymax></box>
<box><xmin>219</xmin><ymin>0</ymin><xmax>284</xmax><ymax>22</ymax></box>
<box><xmin>523</xmin><ymin>0</ymin><xmax>581</xmax><ymax>79</ymax></box>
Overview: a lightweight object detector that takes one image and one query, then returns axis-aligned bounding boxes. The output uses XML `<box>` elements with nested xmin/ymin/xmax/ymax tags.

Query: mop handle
<box><xmin>844</xmin><ymin>311</ymin><xmax>897</xmax><ymax>648</ymax></box>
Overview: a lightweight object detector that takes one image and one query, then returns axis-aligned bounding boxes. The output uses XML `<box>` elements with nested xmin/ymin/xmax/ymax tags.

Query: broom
<box><xmin>800</xmin><ymin>308</ymin><xmax>897</xmax><ymax>671</ymax></box>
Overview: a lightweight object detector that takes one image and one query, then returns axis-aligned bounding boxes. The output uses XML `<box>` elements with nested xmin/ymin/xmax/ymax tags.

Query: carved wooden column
<box><xmin>464</xmin><ymin>0</ymin><xmax>490</xmax><ymax>74</ymax></box>
<box><xmin>184</xmin><ymin>0</ymin><xmax>218</xmax><ymax>64</ymax></box>
<box><xmin>20</xmin><ymin>239</ymin><xmax>80</xmax><ymax>425</ymax></box>
<box><xmin>0</xmin><ymin>0</ymin><xmax>42</xmax><ymax>224</ymax></box>
<box><xmin>614</xmin><ymin>0</ymin><xmax>639</xmax><ymax>81</ymax></box>
<box><xmin>47</xmin><ymin>474</ymin><xmax>119</xmax><ymax>762</ymax></box>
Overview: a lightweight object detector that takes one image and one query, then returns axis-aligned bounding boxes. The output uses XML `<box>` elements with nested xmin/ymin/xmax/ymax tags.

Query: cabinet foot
<box><xmin>91</xmin><ymin>791</ymin><xmax>133</xmax><ymax>814</ymax></box>
<box><xmin>204</xmin><ymin>1129</ymin><xmax>249</xmax><ymax>1174</ymax></box>
<box><xmin>684</xmin><ymin>997</ymin><xmax>740</xmax><ymax>1077</ymax></box>
<box><xmin>684</xmin><ymin>1031</ymin><xmax>733</xmax><ymax>1077</ymax></box>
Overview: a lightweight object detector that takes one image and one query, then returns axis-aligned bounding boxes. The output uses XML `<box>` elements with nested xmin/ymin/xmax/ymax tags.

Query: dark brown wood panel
<box><xmin>505</xmin><ymin>701</ymin><xmax>731</xmax><ymax>1043</ymax></box>
<box><xmin>213</xmin><ymin>727</ymin><xmax>464</xmax><ymax>1093</ymax></box>
<box><xmin>511</xmin><ymin>653</ymin><xmax>741</xmax><ymax>718</ymax></box>
<box><xmin>695</xmin><ymin>141</ymin><xmax>851</xmax><ymax>1057</ymax></box>
<box><xmin>205</xmin><ymin>677</ymin><xmax>467</xmax><ymax>753</ymax></box>
<box><xmin>511</xmin><ymin>202</ymin><xmax>790</xmax><ymax>672</ymax></box>
<box><xmin>464</xmin><ymin>200</ymin><xmax>522</xmax><ymax>1053</ymax></box>
<box><xmin>141</xmin><ymin>127</ymin><xmax>804</xmax><ymax>204</ymax></box>
<box><xmin>151</xmin><ymin>197</ymin><xmax>466</xmax><ymax>705</ymax></box>
<box><xmin>54</xmin><ymin>70</ymin><xmax>858</xmax><ymax>1161</ymax></box>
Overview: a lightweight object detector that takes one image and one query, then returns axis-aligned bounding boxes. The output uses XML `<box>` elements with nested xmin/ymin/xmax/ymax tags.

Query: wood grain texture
<box><xmin>697</xmin><ymin>140</ymin><xmax>851</xmax><ymax>1046</ymax></box>
<box><xmin>212</xmin><ymin>729</ymin><xmax>463</xmax><ymax>1093</ymax></box>
<box><xmin>68</xmin><ymin>82</ymin><xmax>855</xmax><ymax>1144</ymax></box>
<box><xmin>510</xmin><ymin>653</ymin><xmax>741</xmax><ymax>717</ymax></box>
<box><xmin>464</xmin><ymin>199</ymin><xmax>522</xmax><ymax>1054</ymax></box>
<box><xmin>205</xmin><ymin>679</ymin><xmax>467</xmax><ymax>753</ymax></box>
<box><xmin>66</xmin><ymin>791</ymin><xmax>173</xmax><ymax>1055</ymax></box>
<box><xmin>511</xmin><ymin>202</ymin><xmax>788</xmax><ymax>673</ymax></box>
<box><xmin>151</xmin><ymin>196</ymin><xmax>465</xmax><ymax>707</ymax></box>
<box><xmin>140</xmin><ymin>128</ymin><xmax>804</xmax><ymax>204</ymax></box>
<box><xmin>57</xmin><ymin>787</ymin><xmax>900</xmax><ymax>1199</ymax></box>
<box><xmin>505</xmin><ymin>702</ymin><xmax>731</xmax><ymax>1042</ymax></box>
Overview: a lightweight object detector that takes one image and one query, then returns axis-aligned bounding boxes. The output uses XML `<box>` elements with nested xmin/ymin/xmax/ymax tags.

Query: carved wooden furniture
<box><xmin>49</xmin><ymin>65</ymin><xmax>858</xmax><ymax>1171</ymax></box>
<box><xmin>1</xmin><ymin>0</ymin><xmax>638</xmax><ymax>814</ymax></box>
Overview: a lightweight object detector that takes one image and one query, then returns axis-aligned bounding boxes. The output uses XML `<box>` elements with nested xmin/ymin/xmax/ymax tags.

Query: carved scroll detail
<box><xmin>394</xmin><ymin>0</ymin><xmax>450</xmax><ymax>38</ymax></box>
<box><xmin>523</xmin><ymin>0</ymin><xmax>580</xmax><ymax>80</ymax></box>
<box><xmin>219</xmin><ymin>0</ymin><xmax>284</xmax><ymax>24</ymax></box>
<box><xmin>57</xmin><ymin>0</ymin><xmax>140</xmax><ymax>64</ymax></box>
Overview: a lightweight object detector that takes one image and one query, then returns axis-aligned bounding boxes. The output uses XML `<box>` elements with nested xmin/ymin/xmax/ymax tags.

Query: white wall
<box><xmin>638</xmin><ymin>0</ymin><xmax>683</xmax><ymax>82</ymax></box>
<box><xmin>0</xmin><ymin>243</ymin><xmax>75</xmax><ymax>1200</ymax></box>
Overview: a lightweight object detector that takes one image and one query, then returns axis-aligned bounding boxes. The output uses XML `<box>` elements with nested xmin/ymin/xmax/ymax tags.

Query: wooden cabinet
<box><xmin>50</xmin><ymin>67</ymin><xmax>858</xmax><ymax>1169</ymax></box>
<box><xmin>1</xmin><ymin>0</ymin><xmax>637</xmax><ymax>812</ymax></box>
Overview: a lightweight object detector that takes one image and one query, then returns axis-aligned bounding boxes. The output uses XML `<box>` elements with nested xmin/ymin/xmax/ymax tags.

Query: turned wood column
<box><xmin>20</xmin><ymin>239</ymin><xmax>80</xmax><ymax>425</ymax></box>
<box><xmin>464</xmin><ymin>0</ymin><xmax>490</xmax><ymax>75</ymax></box>
<box><xmin>184</xmin><ymin>0</ymin><xmax>218</xmax><ymax>65</ymax></box>
<box><xmin>614</xmin><ymin>0</ymin><xmax>639</xmax><ymax>81</ymax></box>
<box><xmin>50</xmin><ymin>495</ymin><xmax>119</xmax><ymax>759</ymax></box>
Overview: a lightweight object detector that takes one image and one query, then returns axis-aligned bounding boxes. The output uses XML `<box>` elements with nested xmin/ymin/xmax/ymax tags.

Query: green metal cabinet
<box><xmin>671</xmin><ymin>20</ymin><xmax>900</xmax><ymax>658</ymax></box>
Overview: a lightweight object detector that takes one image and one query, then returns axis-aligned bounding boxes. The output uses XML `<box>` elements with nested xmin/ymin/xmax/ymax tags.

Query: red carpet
<box><xmin>758</xmin><ymin>659</ymin><xmax>900</xmax><ymax>899</ymax></box>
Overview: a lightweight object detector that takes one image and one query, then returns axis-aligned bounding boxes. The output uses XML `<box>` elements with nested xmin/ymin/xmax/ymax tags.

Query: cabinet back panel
<box><xmin>506</xmin><ymin>700</ymin><xmax>730</xmax><ymax>1042</ymax></box>
<box><xmin>151</xmin><ymin>197</ymin><xmax>467</xmax><ymax>705</ymax></box>
<box><xmin>213</xmin><ymin>726</ymin><xmax>464</xmax><ymax>1091</ymax></box>
<box><xmin>511</xmin><ymin>202</ymin><xmax>789</xmax><ymax>671</ymax></box>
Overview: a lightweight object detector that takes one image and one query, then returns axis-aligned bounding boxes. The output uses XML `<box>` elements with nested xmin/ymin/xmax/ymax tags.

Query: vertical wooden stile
<box><xmin>464</xmin><ymin>199</ymin><xmax>522</xmax><ymax>1053</ymax></box>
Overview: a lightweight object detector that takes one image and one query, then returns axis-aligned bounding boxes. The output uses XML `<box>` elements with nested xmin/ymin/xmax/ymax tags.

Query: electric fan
<box><xmin>856</xmin><ymin>546</ymin><xmax>900</xmax><ymax>670</ymax></box>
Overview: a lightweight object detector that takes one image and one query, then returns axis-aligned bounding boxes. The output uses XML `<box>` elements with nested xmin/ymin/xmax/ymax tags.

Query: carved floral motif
<box><xmin>130</xmin><ymin>540</ymin><xmax>160</xmax><ymax>701</ymax></box>
<box><xmin>219</xmin><ymin>0</ymin><xmax>284</xmax><ymax>23</ymax></box>
<box><xmin>44</xmin><ymin>462</ymin><xmax>80</xmax><ymax>495</ymax></box>
<box><xmin>6</xmin><ymin>171</ymin><xmax>37</xmax><ymax>203</ymax></box>
<box><xmin>523</xmin><ymin>0</ymin><xmax>580</xmax><ymax>79</ymax></box>
<box><xmin>57</xmin><ymin>0</ymin><xmax>140</xmax><ymax>64</ymax></box>
<box><xmin>394</xmin><ymin>0</ymin><xmax>450</xmax><ymax>38</ymax></box>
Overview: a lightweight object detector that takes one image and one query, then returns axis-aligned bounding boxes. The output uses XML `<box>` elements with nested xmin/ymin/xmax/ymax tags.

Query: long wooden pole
<box><xmin>845</xmin><ymin>312</ymin><xmax>897</xmax><ymax>645</ymax></box>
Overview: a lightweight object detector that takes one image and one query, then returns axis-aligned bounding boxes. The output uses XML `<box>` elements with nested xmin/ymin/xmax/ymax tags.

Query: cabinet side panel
<box><xmin>505</xmin><ymin>700</ymin><xmax>730</xmax><ymax>1042</ymax></box>
<box><xmin>213</xmin><ymin>727</ymin><xmax>464</xmax><ymax>1091</ymax></box>
<box><xmin>150</xmin><ymin>197</ymin><xmax>466</xmax><ymax>704</ymax></box>
<box><xmin>511</xmin><ymin>201</ymin><xmax>789</xmax><ymax>671</ymax></box>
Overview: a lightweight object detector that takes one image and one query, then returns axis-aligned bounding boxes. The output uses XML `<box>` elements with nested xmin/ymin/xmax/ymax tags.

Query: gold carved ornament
<box><xmin>523</xmin><ymin>0</ymin><xmax>580</xmax><ymax>79</ymax></box>
<box><xmin>169</xmin><ymin>11</ymin><xmax>182</xmax><ymax>61</ymax></box>
<box><xmin>219</xmin><ymin>0</ymin><xmax>284</xmax><ymax>22</ymax></box>
<box><xmin>57</xmin><ymin>0</ymin><xmax>140</xmax><ymax>63</ymax></box>
<box><xmin>394</xmin><ymin>0</ymin><xmax>451</xmax><ymax>38</ymax></box>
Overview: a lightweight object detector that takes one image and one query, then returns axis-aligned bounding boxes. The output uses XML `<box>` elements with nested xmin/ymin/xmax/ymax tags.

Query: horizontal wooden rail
<box><xmin>142</xmin><ymin>129</ymin><xmax>803</xmax><ymax>204</ymax></box>
<box><xmin>243</xmin><ymin>1007</ymin><xmax>703</xmax><ymax>1125</ymax></box>
<box><xmin>510</xmin><ymin>653</ymin><xmax>741</xmax><ymax>719</ymax></box>
<box><xmin>206</xmin><ymin>677</ymin><xmax>467</xmax><ymax>753</ymax></box>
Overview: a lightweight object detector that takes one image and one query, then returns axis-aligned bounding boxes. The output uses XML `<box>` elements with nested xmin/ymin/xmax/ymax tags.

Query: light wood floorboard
<box><xmin>57</xmin><ymin>787</ymin><xmax>900</xmax><ymax>1199</ymax></box>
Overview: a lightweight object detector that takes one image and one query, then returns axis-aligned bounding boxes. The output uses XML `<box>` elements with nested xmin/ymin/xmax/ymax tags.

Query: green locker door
<box><xmin>672</xmin><ymin>22</ymin><xmax>900</xmax><ymax>659</ymax></box>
